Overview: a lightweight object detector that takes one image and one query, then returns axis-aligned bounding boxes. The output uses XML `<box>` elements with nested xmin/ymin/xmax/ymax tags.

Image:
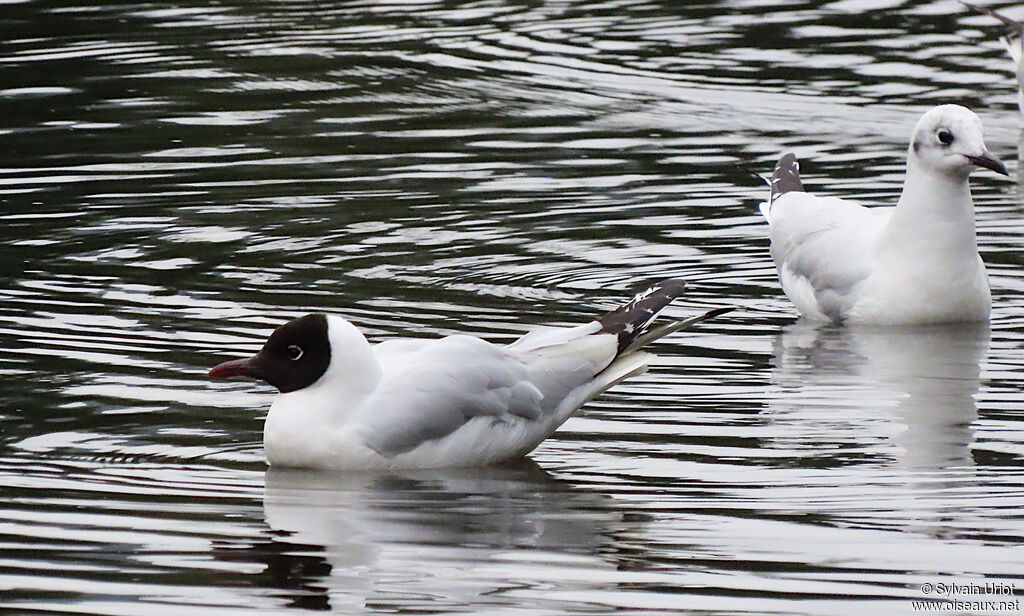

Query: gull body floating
<box><xmin>759</xmin><ymin>104</ymin><xmax>1007</xmax><ymax>325</ymax></box>
<box><xmin>210</xmin><ymin>279</ymin><xmax>732</xmax><ymax>470</ymax></box>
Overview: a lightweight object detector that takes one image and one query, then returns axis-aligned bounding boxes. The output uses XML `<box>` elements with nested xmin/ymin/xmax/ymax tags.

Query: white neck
<box><xmin>323</xmin><ymin>317</ymin><xmax>381</xmax><ymax>397</ymax></box>
<box><xmin>886</xmin><ymin>157</ymin><xmax>978</xmax><ymax>255</ymax></box>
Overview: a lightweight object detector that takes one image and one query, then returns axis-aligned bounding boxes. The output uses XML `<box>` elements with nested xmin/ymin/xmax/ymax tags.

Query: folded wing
<box><xmin>768</xmin><ymin>192</ymin><xmax>887</xmax><ymax>320</ymax></box>
<box><xmin>361</xmin><ymin>333</ymin><xmax>620</xmax><ymax>458</ymax></box>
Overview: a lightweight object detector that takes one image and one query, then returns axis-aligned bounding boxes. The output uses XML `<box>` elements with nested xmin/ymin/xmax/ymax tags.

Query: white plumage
<box><xmin>210</xmin><ymin>280</ymin><xmax>730</xmax><ymax>469</ymax></box>
<box><xmin>759</xmin><ymin>104</ymin><xmax>1007</xmax><ymax>325</ymax></box>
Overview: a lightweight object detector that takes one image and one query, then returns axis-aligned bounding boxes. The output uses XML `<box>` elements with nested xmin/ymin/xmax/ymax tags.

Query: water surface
<box><xmin>2</xmin><ymin>1</ymin><xmax>1024</xmax><ymax>614</ymax></box>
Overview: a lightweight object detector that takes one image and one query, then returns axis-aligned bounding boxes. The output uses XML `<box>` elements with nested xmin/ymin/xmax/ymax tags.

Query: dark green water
<box><xmin>2</xmin><ymin>1</ymin><xmax>1023</xmax><ymax>614</ymax></box>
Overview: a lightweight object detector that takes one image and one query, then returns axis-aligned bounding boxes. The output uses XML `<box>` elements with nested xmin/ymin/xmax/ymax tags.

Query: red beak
<box><xmin>209</xmin><ymin>357</ymin><xmax>257</xmax><ymax>380</ymax></box>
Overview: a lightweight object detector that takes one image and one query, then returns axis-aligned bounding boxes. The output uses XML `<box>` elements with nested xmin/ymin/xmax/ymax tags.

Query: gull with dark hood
<box><xmin>209</xmin><ymin>313</ymin><xmax>332</xmax><ymax>393</ymax></box>
<box><xmin>210</xmin><ymin>279</ymin><xmax>732</xmax><ymax>470</ymax></box>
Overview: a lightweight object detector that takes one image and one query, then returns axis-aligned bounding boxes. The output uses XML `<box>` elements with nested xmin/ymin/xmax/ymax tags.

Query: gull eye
<box><xmin>287</xmin><ymin>344</ymin><xmax>304</xmax><ymax>361</ymax></box>
<box><xmin>937</xmin><ymin>129</ymin><xmax>954</xmax><ymax>146</ymax></box>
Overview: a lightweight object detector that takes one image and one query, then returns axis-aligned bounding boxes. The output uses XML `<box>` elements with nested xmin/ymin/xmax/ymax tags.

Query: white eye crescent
<box><xmin>287</xmin><ymin>345</ymin><xmax>304</xmax><ymax>361</ymax></box>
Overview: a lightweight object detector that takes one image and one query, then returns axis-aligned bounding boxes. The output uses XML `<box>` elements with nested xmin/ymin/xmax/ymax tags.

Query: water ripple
<box><xmin>1</xmin><ymin>0</ymin><xmax>1023</xmax><ymax>614</ymax></box>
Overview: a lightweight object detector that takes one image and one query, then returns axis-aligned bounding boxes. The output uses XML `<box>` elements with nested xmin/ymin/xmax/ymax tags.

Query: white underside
<box><xmin>779</xmin><ymin>260</ymin><xmax>991</xmax><ymax>325</ymax></box>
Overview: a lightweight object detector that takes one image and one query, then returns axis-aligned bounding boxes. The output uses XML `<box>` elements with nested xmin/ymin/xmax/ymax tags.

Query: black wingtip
<box><xmin>617</xmin><ymin>303</ymin><xmax>734</xmax><ymax>356</ymax></box>
<box><xmin>961</xmin><ymin>1</ymin><xmax>1024</xmax><ymax>33</ymax></box>
<box><xmin>702</xmin><ymin>306</ymin><xmax>736</xmax><ymax>320</ymax></box>
<box><xmin>739</xmin><ymin>164</ymin><xmax>772</xmax><ymax>189</ymax></box>
<box><xmin>597</xmin><ymin>278</ymin><xmax>688</xmax><ymax>353</ymax></box>
<box><xmin>771</xmin><ymin>153</ymin><xmax>804</xmax><ymax>203</ymax></box>
<box><xmin>653</xmin><ymin>277</ymin><xmax>687</xmax><ymax>297</ymax></box>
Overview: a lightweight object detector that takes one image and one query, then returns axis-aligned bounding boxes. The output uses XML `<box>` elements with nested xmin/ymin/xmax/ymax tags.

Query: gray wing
<box><xmin>359</xmin><ymin>329</ymin><xmax>619</xmax><ymax>458</ymax></box>
<box><xmin>768</xmin><ymin>192</ymin><xmax>889</xmax><ymax>320</ymax></box>
<box><xmin>359</xmin><ymin>335</ymin><xmax>547</xmax><ymax>456</ymax></box>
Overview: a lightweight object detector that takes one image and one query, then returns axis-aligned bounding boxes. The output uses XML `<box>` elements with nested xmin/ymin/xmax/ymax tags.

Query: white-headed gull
<box><xmin>961</xmin><ymin>1</ymin><xmax>1024</xmax><ymax>112</ymax></box>
<box><xmin>759</xmin><ymin>104</ymin><xmax>1008</xmax><ymax>325</ymax></box>
<box><xmin>209</xmin><ymin>280</ymin><xmax>731</xmax><ymax>469</ymax></box>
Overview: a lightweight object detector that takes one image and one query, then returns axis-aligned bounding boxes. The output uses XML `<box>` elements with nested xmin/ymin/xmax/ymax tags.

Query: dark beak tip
<box><xmin>991</xmin><ymin>161</ymin><xmax>1010</xmax><ymax>177</ymax></box>
<box><xmin>967</xmin><ymin>153</ymin><xmax>1010</xmax><ymax>177</ymax></box>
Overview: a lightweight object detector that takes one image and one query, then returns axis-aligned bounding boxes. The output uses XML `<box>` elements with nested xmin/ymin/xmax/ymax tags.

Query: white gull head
<box><xmin>907</xmin><ymin>104</ymin><xmax>1007</xmax><ymax>180</ymax></box>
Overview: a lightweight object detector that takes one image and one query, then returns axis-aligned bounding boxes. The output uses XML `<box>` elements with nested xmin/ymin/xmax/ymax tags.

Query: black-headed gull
<box><xmin>961</xmin><ymin>1</ymin><xmax>1024</xmax><ymax>111</ymax></box>
<box><xmin>209</xmin><ymin>280</ymin><xmax>731</xmax><ymax>469</ymax></box>
<box><xmin>759</xmin><ymin>104</ymin><xmax>1008</xmax><ymax>325</ymax></box>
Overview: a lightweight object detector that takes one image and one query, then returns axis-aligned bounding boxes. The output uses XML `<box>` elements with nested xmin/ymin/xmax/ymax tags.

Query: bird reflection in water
<box><xmin>769</xmin><ymin>322</ymin><xmax>989</xmax><ymax>470</ymax></box>
<box><xmin>212</xmin><ymin>460</ymin><xmax>643</xmax><ymax>612</ymax></box>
